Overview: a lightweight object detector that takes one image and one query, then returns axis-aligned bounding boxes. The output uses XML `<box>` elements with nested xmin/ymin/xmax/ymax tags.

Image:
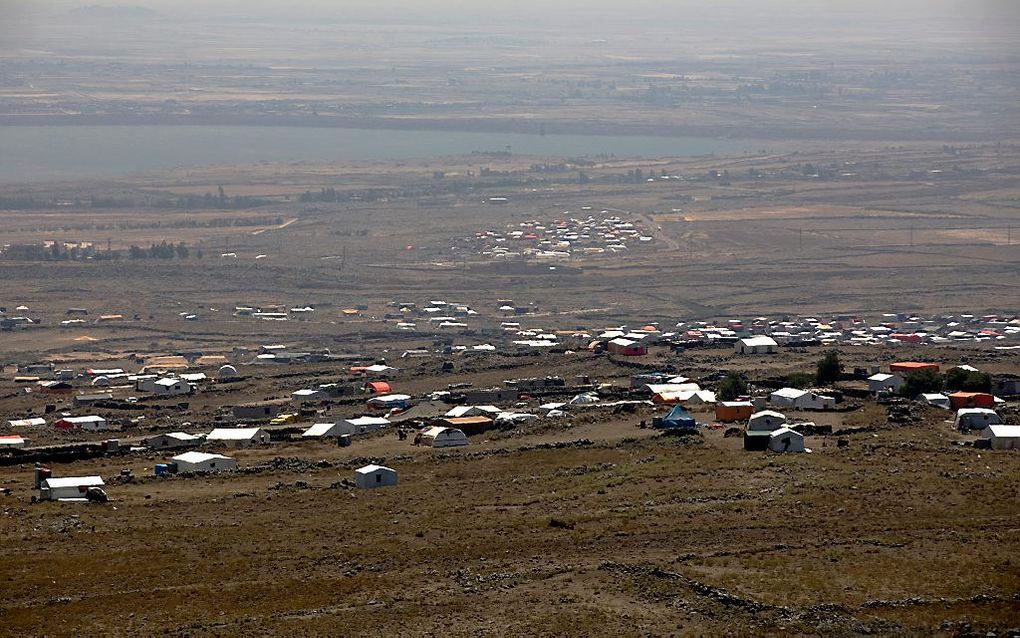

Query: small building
<box><xmin>437</xmin><ymin>415</ymin><xmax>495</xmax><ymax>436</ymax></box>
<box><xmin>8</xmin><ymin>417</ymin><xmax>46</xmax><ymax>428</ymax></box>
<box><xmin>0</xmin><ymin>435</ymin><xmax>27</xmax><ymax>448</ymax></box>
<box><xmin>206</xmin><ymin>427</ymin><xmax>271</xmax><ymax>448</ymax></box>
<box><xmin>948</xmin><ymin>392</ymin><xmax>995</xmax><ymax>410</ymax></box>
<box><xmin>768</xmin><ymin>427</ymin><xmax>805</xmax><ymax>452</ymax></box>
<box><xmin>954</xmin><ymin>408</ymin><xmax>1000</xmax><ymax>432</ymax></box>
<box><xmin>889</xmin><ymin>361</ymin><xmax>940</xmax><ymax>374</ymax></box>
<box><xmin>415</xmin><ymin>426</ymin><xmax>468</xmax><ymax>448</ymax></box>
<box><xmin>291</xmin><ymin>388</ymin><xmax>326</xmax><ymax>405</ymax></box>
<box><xmin>607</xmin><ymin>338</ymin><xmax>647</xmax><ymax>356</ymax></box>
<box><xmin>53</xmin><ymin>415</ymin><xmax>108</xmax><ymax>431</ymax></box>
<box><xmin>38</xmin><ymin>381</ymin><xmax>73</xmax><ymax>394</ymax></box>
<box><xmin>145</xmin><ymin>431</ymin><xmax>202</xmax><ymax>450</ymax></box>
<box><xmin>715</xmin><ymin>401</ymin><xmax>753</xmax><ymax>423</ymax></box>
<box><xmin>74</xmin><ymin>393</ymin><xmax>113</xmax><ymax>407</ymax></box>
<box><xmin>747</xmin><ymin>410</ymin><xmax>787</xmax><ymax>432</ymax></box>
<box><xmin>868</xmin><ymin>373</ymin><xmax>903</xmax><ymax>394</ymax></box>
<box><xmin>920</xmin><ymin>393</ymin><xmax>950</xmax><ymax>409</ymax></box>
<box><xmin>366</xmin><ymin>394</ymin><xmax>412</xmax><ymax>410</ymax></box>
<box><xmin>770</xmin><ymin>388</ymin><xmax>835</xmax><ymax>410</ymax></box>
<box><xmin>734</xmin><ymin>336</ymin><xmax>778</xmax><ymax>355</ymax></box>
<box><xmin>39</xmin><ymin>476</ymin><xmax>105</xmax><ymax>501</ymax></box>
<box><xmin>173</xmin><ymin>451</ymin><xmax>236</xmax><ymax>473</ymax></box>
<box><xmin>983</xmin><ymin>424</ymin><xmax>1020</xmax><ymax>450</ymax></box>
<box><xmin>152</xmin><ymin>378</ymin><xmax>193</xmax><ymax>397</ymax></box>
<box><xmin>303</xmin><ymin>416</ymin><xmax>390</xmax><ymax>438</ymax></box>
<box><xmin>232</xmin><ymin>402</ymin><xmax>283</xmax><ymax>421</ymax></box>
<box><xmin>217</xmin><ymin>364</ymin><xmax>239</xmax><ymax>380</ymax></box>
<box><xmin>354</xmin><ymin>464</ymin><xmax>398</xmax><ymax>489</ymax></box>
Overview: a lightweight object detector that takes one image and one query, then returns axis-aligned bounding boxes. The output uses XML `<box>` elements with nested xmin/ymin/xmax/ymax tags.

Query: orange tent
<box><xmin>364</xmin><ymin>381</ymin><xmax>391</xmax><ymax>394</ymax></box>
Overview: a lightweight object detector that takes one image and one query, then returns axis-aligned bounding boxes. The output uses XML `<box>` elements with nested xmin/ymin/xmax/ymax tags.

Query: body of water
<box><xmin>0</xmin><ymin>125</ymin><xmax>741</xmax><ymax>182</ymax></box>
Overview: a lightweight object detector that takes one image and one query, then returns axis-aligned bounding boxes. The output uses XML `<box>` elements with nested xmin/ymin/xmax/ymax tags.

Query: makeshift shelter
<box><xmin>568</xmin><ymin>392</ymin><xmax>600</xmax><ymax>406</ymax></box>
<box><xmin>658</xmin><ymin>405</ymin><xmax>696</xmax><ymax>429</ymax></box>
<box><xmin>145</xmin><ymin>432</ymin><xmax>201</xmax><ymax>450</ymax></box>
<box><xmin>770</xmin><ymin>388</ymin><xmax>835</xmax><ymax>410</ymax></box>
<box><xmin>868</xmin><ymin>373</ymin><xmax>903</xmax><ymax>394</ymax></box>
<box><xmin>366</xmin><ymin>394</ymin><xmax>411</xmax><ymax>410</ymax></box>
<box><xmin>355</xmin><ymin>464</ymin><xmax>398</xmax><ymax>489</ymax></box>
<box><xmin>607</xmin><ymin>338</ymin><xmax>647</xmax><ymax>356</ymax></box>
<box><xmin>984</xmin><ymin>424</ymin><xmax>1020</xmax><ymax>450</ymax></box>
<box><xmin>747</xmin><ymin>410</ymin><xmax>787</xmax><ymax>432</ymax></box>
<box><xmin>954</xmin><ymin>408</ymin><xmax>1000</xmax><ymax>432</ymax></box>
<box><xmin>0</xmin><ymin>435</ymin><xmax>27</xmax><ymax>448</ymax></box>
<box><xmin>768</xmin><ymin>428</ymin><xmax>805</xmax><ymax>452</ymax></box>
<box><xmin>364</xmin><ymin>381</ymin><xmax>392</xmax><ymax>394</ymax></box>
<box><xmin>54</xmin><ymin>416</ymin><xmax>107</xmax><ymax>431</ymax></box>
<box><xmin>217</xmin><ymin>364</ymin><xmax>239</xmax><ymax>379</ymax></box>
<box><xmin>921</xmin><ymin>393</ymin><xmax>950</xmax><ymax>409</ymax></box>
<box><xmin>948</xmin><ymin>392</ymin><xmax>995</xmax><ymax>410</ymax></box>
<box><xmin>39</xmin><ymin>476</ymin><xmax>105</xmax><ymax>501</ymax></box>
<box><xmin>173</xmin><ymin>451</ymin><xmax>236</xmax><ymax>473</ymax></box>
<box><xmin>438</xmin><ymin>416</ymin><xmax>494</xmax><ymax>436</ymax></box>
<box><xmin>734</xmin><ymin>336</ymin><xmax>778</xmax><ymax>355</ymax></box>
<box><xmin>715</xmin><ymin>401</ymin><xmax>753</xmax><ymax>422</ymax></box>
<box><xmin>416</xmin><ymin>426</ymin><xmax>468</xmax><ymax>448</ymax></box>
<box><xmin>206</xmin><ymin>427</ymin><xmax>270</xmax><ymax>448</ymax></box>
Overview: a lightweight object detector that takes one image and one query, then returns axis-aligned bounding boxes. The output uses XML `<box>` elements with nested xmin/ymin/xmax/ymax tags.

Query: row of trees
<box><xmin>716</xmin><ymin>351</ymin><xmax>992</xmax><ymax>401</ymax></box>
<box><xmin>127</xmin><ymin>242</ymin><xmax>201</xmax><ymax>260</ymax></box>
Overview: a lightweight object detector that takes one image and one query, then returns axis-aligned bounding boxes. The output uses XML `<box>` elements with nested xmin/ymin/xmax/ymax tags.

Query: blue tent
<box><xmin>660</xmin><ymin>405</ymin><xmax>696</xmax><ymax>429</ymax></box>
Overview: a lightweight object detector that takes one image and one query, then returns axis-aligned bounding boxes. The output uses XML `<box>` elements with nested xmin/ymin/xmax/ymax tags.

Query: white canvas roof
<box><xmin>61</xmin><ymin>416</ymin><xmax>105</xmax><ymax>424</ymax></box>
<box><xmin>302</xmin><ymin>423</ymin><xmax>336</xmax><ymax>437</ymax></box>
<box><xmin>9</xmin><ymin>418</ymin><xmax>46</xmax><ymax>427</ymax></box>
<box><xmin>772</xmin><ymin>387</ymin><xmax>808</xmax><ymax>399</ymax></box>
<box><xmin>42</xmin><ymin>476</ymin><xmax>104</xmax><ymax>489</ymax></box>
<box><xmin>346</xmin><ymin>416</ymin><xmax>391</xmax><ymax>427</ymax></box>
<box><xmin>739</xmin><ymin>336</ymin><xmax>778</xmax><ymax>347</ymax></box>
<box><xmin>164</xmin><ymin>432</ymin><xmax>201</xmax><ymax>441</ymax></box>
<box><xmin>208</xmin><ymin>427</ymin><xmax>263</xmax><ymax>440</ymax></box>
<box><xmin>987</xmin><ymin>425</ymin><xmax>1020</xmax><ymax>438</ymax></box>
<box><xmin>751</xmin><ymin>410</ymin><xmax>786</xmax><ymax>420</ymax></box>
<box><xmin>355</xmin><ymin>464</ymin><xmax>395</xmax><ymax>475</ymax></box>
<box><xmin>173</xmin><ymin>451</ymin><xmax>232</xmax><ymax>464</ymax></box>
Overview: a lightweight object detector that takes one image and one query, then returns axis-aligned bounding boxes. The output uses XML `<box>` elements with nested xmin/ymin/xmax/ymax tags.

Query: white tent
<box><xmin>206</xmin><ymin>427</ymin><xmax>270</xmax><ymax>448</ymax></box>
<box><xmin>984</xmin><ymin>424</ymin><xmax>1020</xmax><ymax>450</ymax></box>
<box><xmin>954</xmin><ymin>408</ymin><xmax>1000</xmax><ymax>431</ymax></box>
<box><xmin>354</xmin><ymin>464</ymin><xmax>398</xmax><ymax>489</ymax></box>
<box><xmin>417</xmin><ymin>426</ymin><xmax>468</xmax><ymax>448</ymax></box>
<box><xmin>39</xmin><ymin>476</ymin><xmax>104</xmax><ymax>501</ymax></box>
<box><xmin>768</xmin><ymin>427</ymin><xmax>805</xmax><ymax>452</ymax></box>
<box><xmin>173</xmin><ymin>451</ymin><xmax>236</xmax><ymax>473</ymax></box>
<box><xmin>748</xmin><ymin>410</ymin><xmax>787</xmax><ymax>432</ymax></box>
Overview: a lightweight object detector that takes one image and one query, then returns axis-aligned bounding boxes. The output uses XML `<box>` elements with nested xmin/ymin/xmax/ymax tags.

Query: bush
<box><xmin>944</xmin><ymin>368</ymin><xmax>991</xmax><ymax>393</ymax></box>
<box><xmin>816</xmin><ymin>351</ymin><xmax>842</xmax><ymax>385</ymax></box>
<box><xmin>716</xmin><ymin>371</ymin><xmax>748</xmax><ymax>401</ymax></box>
<box><xmin>899</xmin><ymin>369</ymin><xmax>943</xmax><ymax>397</ymax></box>
<box><xmin>786</xmin><ymin>372</ymin><xmax>815</xmax><ymax>389</ymax></box>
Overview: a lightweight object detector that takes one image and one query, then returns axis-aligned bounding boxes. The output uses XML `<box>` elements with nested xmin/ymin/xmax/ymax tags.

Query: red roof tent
<box><xmin>364</xmin><ymin>381</ymin><xmax>391</xmax><ymax>394</ymax></box>
<box><xmin>889</xmin><ymin>362</ymin><xmax>940</xmax><ymax>374</ymax></box>
<box><xmin>948</xmin><ymin>392</ymin><xmax>995</xmax><ymax>410</ymax></box>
